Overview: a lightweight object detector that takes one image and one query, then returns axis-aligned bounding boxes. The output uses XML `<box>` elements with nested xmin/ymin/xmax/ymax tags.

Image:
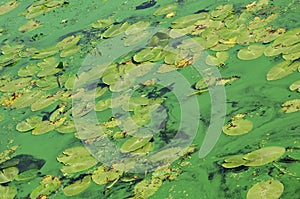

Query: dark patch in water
<box><xmin>136</xmin><ymin>0</ymin><xmax>156</xmax><ymax>10</ymax></box>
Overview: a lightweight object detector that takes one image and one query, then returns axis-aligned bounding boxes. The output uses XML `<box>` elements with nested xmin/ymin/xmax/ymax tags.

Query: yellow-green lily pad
<box><xmin>281</xmin><ymin>99</ymin><xmax>300</xmax><ymax>113</ymax></box>
<box><xmin>206</xmin><ymin>51</ymin><xmax>229</xmax><ymax>66</ymax></box>
<box><xmin>31</xmin><ymin>91</ymin><xmax>62</xmax><ymax>111</ymax></box>
<box><xmin>30</xmin><ymin>175</ymin><xmax>61</xmax><ymax>199</ymax></box>
<box><xmin>57</xmin><ymin>146</ymin><xmax>98</xmax><ymax>176</ymax></box>
<box><xmin>0</xmin><ymin>1</ymin><xmax>19</xmax><ymax>15</ymax></box>
<box><xmin>0</xmin><ymin>77</ymin><xmax>31</xmax><ymax>92</ymax></box>
<box><xmin>133</xmin><ymin>178</ymin><xmax>162</xmax><ymax>198</ymax></box>
<box><xmin>92</xmin><ymin>166</ymin><xmax>122</xmax><ymax>185</ymax></box>
<box><xmin>221</xmin><ymin>154</ymin><xmax>247</xmax><ymax>168</ymax></box>
<box><xmin>243</xmin><ymin>146</ymin><xmax>285</xmax><ymax>166</ymax></box>
<box><xmin>266</xmin><ymin>60</ymin><xmax>299</xmax><ymax>81</ymax></box>
<box><xmin>17</xmin><ymin>64</ymin><xmax>39</xmax><ymax>77</ymax></box>
<box><xmin>102</xmin><ymin>22</ymin><xmax>129</xmax><ymax>38</ymax></box>
<box><xmin>63</xmin><ymin>175</ymin><xmax>91</xmax><ymax>196</ymax></box>
<box><xmin>91</xmin><ymin>17</ymin><xmax>114</xmax><ymax>29</ymax></box>
<box><xmin>172</xmin><ymin>13</ymin><xmax>208</xmax><ymax>29</ymax></box>
<box><xmin>0</xmin><ymin>167</ymin><xmax>18</xmax><ymax>184</ymax></box>
<box><xmin>12</xmin><ymin>90</ymin><xmax>43</xmax><ymax>109</ymax></box>
<box><xmin>222</xmin><ymin>118</ymin><xmax>253</xmax><ymax>136</ymax></box>
<box><xmin>153</xmin><ymin>4</ymin><xmax>177</xmax><ymax>16</ymax></box>
<box><xmin>121</xmin><ymin>136</ymin><xmax>153</xmax><ymax>153</ymax></box>
<box><xmin>0</xmin><ymin>185</ymin><xmax>17</xmax><ymax>199</ymax></box>
<box><xmin>56</xmin><ymin>35</ymin><xmax>81</xmax><ymax>50</ymax></box>
<box><xmin>18</xmin><ymin>20</ymin><xmax>41</xmax><ymax>33</ymax></box>
<box><xmin>237</xmin><ymin>44</ymin><xmax>265</xmax><ymax>60</ymax></box>
<box><xmin>289</xmin><ymin>80</ymin><xmax>300</xmax><ymax>92</ymax></box>
<box><xmin>210</xmin><ymin>4</ymin><xmax>233</xmax><ymax>20</ymax></box>
<box><xmin>247</xmin><ymin>180</ymin><xmax>284</xmax><ymax>199</ymax></box>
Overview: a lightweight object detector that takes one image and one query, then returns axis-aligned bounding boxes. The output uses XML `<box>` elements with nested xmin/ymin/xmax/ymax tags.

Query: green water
<box><xmin>1</xmin><ymin>0</ymin><xmax>300</xmax><ymax>198</ymax></box>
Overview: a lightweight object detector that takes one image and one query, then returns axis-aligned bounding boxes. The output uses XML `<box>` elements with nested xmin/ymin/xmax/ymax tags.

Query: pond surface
<box><xmin>0</xmin><ymin>0</ymin><xmax>300</xmax><ymax>198</ymax></box>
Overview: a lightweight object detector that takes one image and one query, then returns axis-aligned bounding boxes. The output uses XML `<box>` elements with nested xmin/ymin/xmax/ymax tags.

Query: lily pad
<box><xmin>0</xmin><ymin>1</ymin><xmax>19</xmax><ymax>15</ymax></box>
<box><xmin>16</xmin><ymin>116</ymin><xmax>41</xmax><ymax>132</ymax></box>
<box><xmin>247</xmin><ymin>180</ymin><xmax>284</xmax><ymax>199</ymax></box>
<box><xmin>289</xmin><ymin>80</ymin><xmax>300</xmax><ymax>92</ymax></box>
<box><xmin>57</xmin><ymin>146</ymin><xmax>98</xmax><ymax>176</ymax></box>
<box><xmin>281</xmin><ymin>99</ymin><xmax>300</xmax><ymax>113</ymax></box>
<box><xmin>172</xmin><ymin>13</ymin><xmax>208</xmax><ymax>29</ymax></box>
<box><xmin>18</xmin><ymin>64</ymin><xmax>39</xmax><ymax>77</ymax></box>
<box><xmin>91</xmin><ymin>17</ymin><xmax>114</xmax><ymax>29</ymax></box>
<box><xmin>31</xmin><ymin>91</ymin><xmax>62</xmax><ymax>111</ymax></box>
<box><xmin>56</xmin><ymin>121</ymin><xmax>76</xmax><ymax>134</ymax></box>
<box><xmin>12</xmin><ymin>90</ymin><xmax>43</xmax><ymax>109</ymax></box>
<box><xmin>133</xmin><ymin>48</ymin><xmax>159</xmax><ymax>63</ymax></box>
<box><xmin>210</xmin><ymin>4</ymin><xmax>233</xmax><ymax>20</ymax></box>
<box><xmin>30</xmin><ymin>175</ymin><xmax>61</xmax><ymax>199</ymax></box>
<box><xmin>222</xmin><ymin>118</ymin><xmax>253</xmax><ymax>136</ymax></box>
<box><xmin>102</xmin><ymin>22</ymin><xmax>129</xmax><ymax>38</ymax></box>
<box><xmin>121</xmin><ymin>136</ymin><xmax>153</xmax><ymax>153</ymax></box>
<box><xmin>266</xmin><ymin>60</ymin><xmax>298</xmax><ymax>81</ymax></box>
<box><xmin>206</xmin><ymin>51</ymin><xmax>229</xmax><ymax>66</ymax></box>
<box><xmin>0</xmin><ymin>185</ymin><xmax>17</xmax><ymax>199</ymax></box>
<box><xmin>125</xmin><ymin>21</ymin><xmax>150</xmax><ymax>35</ymax></box>
<box><xmin>18</xmin><ymin>20</ymin><xmax>41</xmax><ymax>33</ymax></box>
<box><xmin>133</xmin><ymin>178</ymin><xmax>162</xmax><ymax>198</ymax></box>
<box><xmin>15</xmin><ymin>169</ymin><xmax>38</xmax><ymax>181</ymax></box>
<box><xmin>37</xmin><ymin>57</ymin><xmax>60</xmax><ymax>77</ymax></box>
<box><xmin>32</xmin><ymin>118</ymin><xmax>65</xmax><ymax>135</ymax></box>
<box><xmin>221</xmin><ymin>154</ymin><xmax>247</xmax><ymax>168</ymax></box>
<box><xmin>92</xmin><ymin>166</ymin><xmax>122</xmax><ymax>185</ymax></box>
<box><xmin>56</xmin><ymin>35</ymin><xmax>81</xmax><ymax>50</ymax></box>
<box><xmin>243</xmin><ymin>146</ymin><xmax>285</xmax><ymax>166</ymax></box>
<box><xmin>0</xmin><ymin>77</ymin><xmax>32</xmax><ymax>92</ymax></box>
<box><xmin>237</xmin><ymin>44</ymin><xmax>265</xmax><ymax>60</ymax></box>
<box><xmin>0</xmin><ymin>167</ymin><xmax>18</xmax><ymax>184</ymax></box>
<box><xmin>60</xmin><ymin>45</ymin><xmax>81</xmax><ymax>58</ymax></box>
<box><xmin>62</xmin><ymin>175</ymin><xmax>91</xmax><ymax>196</ymax></box>
<box><xmin>36</xmin><ymin>75</ymin><xmax>59</xmax><ymax>90</ymax></box>
<box><xmin>124</xmin><ymin>31</ymin><xmax>151</xmax><ymax>47</ymax></box>
<box><xmin>153</xmin><ymin>4</ymin><xmax>177</xmax><ymax>16</ymax></box>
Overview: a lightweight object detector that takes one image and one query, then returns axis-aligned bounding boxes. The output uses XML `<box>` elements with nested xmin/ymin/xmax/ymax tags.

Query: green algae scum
<box><xmin>0</xmin><ymin>0</ymin><xmax>300</xmax><ymax>198</ymax></box>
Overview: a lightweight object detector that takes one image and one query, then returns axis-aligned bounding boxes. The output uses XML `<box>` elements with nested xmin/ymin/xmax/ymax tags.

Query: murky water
<box><xmin>0</xmin><ymin>0</ymin><xmax>300</xmax><ymax>198</ymax></box>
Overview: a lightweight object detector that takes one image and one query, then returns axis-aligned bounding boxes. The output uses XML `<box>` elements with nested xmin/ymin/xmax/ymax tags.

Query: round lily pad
<box><xmin>210</xmin><ymin>4</ymin><xmax>233</xmax><ymax>20</ymax></box>
<box><xmin>0</xmin><ymin>1</ymin><xmax>19</xmax><ymax>16</ymax></box>
<box><xmin>102</xmin><ymin>22</ymin><xmax>129</xmax><ymax>38</ymax></box>
<box><xmin>247</xmin><ymin>180</ymin><xmax>284</xmax><ymax>199</ymax></box>
<box><xmin>243</xmin><ymin>146</ymin><xmax>286</xmax><ymax>166</ymax></box>
<box><xmin>18</xmin><ymin>20</ymin><xmax>41</xmax><ymax>33</ymax></box>
<box><xmin>222</xmin><ymin>118</ymin><xmax>253</xmax><ymax>136</ymax></box>
<box><xmin>18</xmin><ymin>64</ymin><xmax>39</xmax><ymax>77</ymax></box>
<box><xmin>172</xmin><ymin>13</ymin><xmax>208</xmax><ymax>29</ymax></box>
<box><xmin>63</xmin><ymin>175</ymin><xmax>91</xmax><ymax>196</ymax></box>
<box><xmin>289</xmin><ymin>80</ymin><xmax>300</xmax><ymax>92</ymax></box>
<box><xmin>153</xmin><ymin>4</ymin><xmax>177</xmax><ymax>16</ymax></box>
<box><xmin>237</xmin><ymin>44</ymin><xmax>265</xmax><ymax>60</ymax></box>
<box><xmin>92</xmin><ymin>166</ymin><xmax>122</xmax><ymax>185</ymax></box>
<box><xmin>206</xmin><ymin>51</ymin><xmax>229</xmax><ymax>66</ymax></box>
<box><xmin>30</xmin><ymin>175</ymin><xmax>61</xmax><ymax>199</ymax></box>
<box><xmin>221</xmin><ymin>154</ymin><xmax>247</xmax><ymax>168</ymax></box>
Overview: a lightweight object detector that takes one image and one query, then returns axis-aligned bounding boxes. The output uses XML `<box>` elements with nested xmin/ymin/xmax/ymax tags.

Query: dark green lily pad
<box><xmin>57</xmin><ymin>146</ymin><xmax>98</xmax><ymax>176</ymax></box>
<box><xmin>243</xmin><ymin>146</ymin><xmax>285</xmax><ymax>166</ymax></box>
<box><xmin>247</xmin><ymin>180</ymin><xmax>284</xmax><ymax>199</ymax></box>
<box><xmin>15</xmin><ymin>169</ymin><xmax>38</xmax><ymax>181</ymax></box>
<box><xmin>63</xmin><ymin>175</ymin><xmax>91</xmax><ymax>196</ymax></box>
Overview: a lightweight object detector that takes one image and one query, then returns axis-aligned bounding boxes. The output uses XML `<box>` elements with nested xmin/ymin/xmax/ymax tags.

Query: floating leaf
<box><xmin>125</xmin><ymin>21</ymin><xmax>150</xmax><ymax>35</ymax></box>
<box><xmin>18</xmin><ymin>64</ymin><xmax>39</xmax><ymax>77</ymax></box>
<box><xmin>282</xmin><ymin>51</ymin><xmax>300</xmax><ymax>61</ymax></box>
<box><xmin>31</xmin><ymin>46</ymin><xmax>59</xmax><ymax>59</ymax></box>
<box><xmin>124</xmin><ymin>31</ymin><xmax>151</xmax><ymax>47</ymax></box>
<box><xmin>289</xmin><ymin>80</ymin><xmax>300</xmax><ymax>91</ymax></box>
<box><xmin>37</xmin><ymin>57</ymin><xmax>60</xmax><ymax>77</ymax></box>
<box><xmin>56</xmin><ymin>35</ymin><xmax>81</xmax><ymax>50</ymax></box>
<box><xmin>221</xmin><ymin>154</ymin><xmax>247</xmax><ymax>168</ymax></box>
<box><xmin>121</xmin><ymin>136</ymin><xmax>153</xmax><ymax>153</ymax></box>
<box><xmin>18</xmin><ymin>20</ymin><xmax>41</xmax><ymax>33</ymax></box>
<box><xmin>30</xmin><ymin>175</ymin><xmax>61</xmax><ymax>199</ymax></box>
<box><xmin>0</xmin><ymin>1</ymin><xmax>18</xmax><ymax>15</ymax></box>
<box><xmin>237</xmin><ymin>44</ymin><xmax>265</xmax><ymax>60</ymax></box>
<box><xmin>133</xmin><ymin>178</ymin><xmax>162</xmax><ymax>198</ymax></box>
<box><xmin>15</xmin><ymin>169</ymin><xmax>38</xmax><ymax>181</ymax></box>
<box><xmin>91</xmin><ymin>17</ymin><xmax>114</xmax><ymax>29</ymax></box>
<box><xmin>0</xmin><ymin>185</ymin><xmax>17</xmax><ymax>199</ymax></box>
<box><xmin>133</xmin><ymin>48</ymin><xmax>159</xmax><ymax>63</ymax></box>
<box><xmin>92</xmin><ymin>166</ymin><xmax>122</xmax><ymax>185</ymax></box>
<box><xmin>206</xmin><ymin>51</ymin><xmax>229</xmax><ymax>66</ymax></box>
<box><xmin>36</xmin><ymin>75</ymin><xmax>59</xmax><ymax>90</ymax></box>
<box><xmin>0</xmin><ymin>77</ymin><xmax>31</xmax><ymax>92</ymax></box>
<box><xmin>12</xmin><ymin>90</ymin><xmax>43</xmax><ymax>109</ymax></box>
<box><xmin>243</xmin><ymin>146</ymin><xmax>285</xmax><ymax>166</ymax></box>
<box><xmin>31</xmin><ymin>92</ymin><xmax>62</xmax><ymax>111</ymax></box>
<box><xmin>172</xmin><ymin>13</ymin><xmax>208</xmax><ymax>29</ymax></box>
<box><xmin>63</xmin><ymin>175</ymin><xmax>91</xmax><ymax>196</ymax></box>
<box><xmin>57</xmin><ymin>146</ymin><xmax>98</xmax><ymax>176</ymax></box>
<box><xmin>60</xmin><ymin>45</ymin><xmax>81</xmax><ymax>58</ymax></box>
<box><xmin>247</xmin><ymin>180</ymin><xmax>284</xmax><ymax>199</ymax></box>
<box><xmin>102</xmin><ymin>22</ymin><xmax>129</xmax><ymax>38</ymax></box>
<box><xmin>210</xmin><ymin>4</ymin><xmax>233</xmax><ymax>20</ymax></box>
<box><xmin>16</xmin><ymin>116</ymin><xmax>41</xmax><ymax>132</ymax></box>
<box><xmin>222</xmin><ymin>118</ymin><xmax>253</xmax><ymax>136</ymax></box>
<box><xmin>264</xmin><ymin>45</ymin><xmax>283</xmax><ymax>57</ymax></box>
<box><xmin>153</xmin><ymin>4</ymin><xmax>177</xmax><ymax>16</ymax></box>
<box><xmin>266</xmin><ymin>60</ymin><xmax>298</xmax><ymax>81</ymax></box>
<box><xmin>281</xmin><ymin>99</ymin><xmax>300</xmax><ymax>113</ymax></box>
<box><xmin>0</xmin><ymin>167</ymin><xmax>18</xmax><ymax>184</ymax></box>
<box><xmin>56</xmin><ymin>121</ymin><xmax>76</xmax><ymax>134</ymax></box>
